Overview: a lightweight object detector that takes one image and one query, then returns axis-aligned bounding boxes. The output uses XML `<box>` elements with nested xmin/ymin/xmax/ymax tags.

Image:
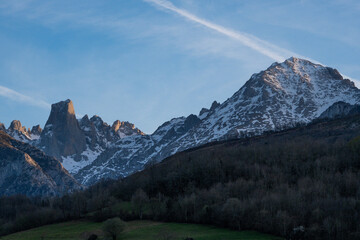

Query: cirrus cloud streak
<box><xmin>0</xmin><ymin>85</ymin><xmax>50</xmax><ymax>109</ymax></box>
<box><xmin>144</xmin><ymin>0</ymin><xmax>304</xmax><ymax>62</ymax></box>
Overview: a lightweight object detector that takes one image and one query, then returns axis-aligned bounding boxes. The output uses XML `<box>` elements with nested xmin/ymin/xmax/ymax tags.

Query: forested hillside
<box><xmin>1</xmin><ymin>115</ymin><xmax>360</xmax><ymax>239</ymax></box>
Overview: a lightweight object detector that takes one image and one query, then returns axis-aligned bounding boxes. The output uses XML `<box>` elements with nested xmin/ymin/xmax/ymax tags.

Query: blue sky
<box><xmin>0</xmin><ymin>0</ymin><xmax>359</xmax><ymax>134</ymax></box>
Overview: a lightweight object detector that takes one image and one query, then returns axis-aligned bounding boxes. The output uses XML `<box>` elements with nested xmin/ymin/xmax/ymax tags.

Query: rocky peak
<box><xmin>80</xmin><ymin>114</ymin><xmax>90</xmax><ymax>126</ymax></box>
<box><xmin>46</xmin><ymin>99</ymin><xmax>75</xmax><ymax>122</ymax></box>
<box><xmin>6</xmin><ymin>120</ymin><xmax>32</xmax><ymax>142</ymax></box>
<box><xmin>199</xmin><ymin>101</ymin><xmax>220</xmax><ymax>119</ymax></box>
<box><xmin>31</xmin><ymin>125</ymin><xmax>42</xmax><ymax>135</ymax></box>
<box><xmin>78</xmin><ymin>114</ymin><xmax>107</xmax><ymax>152</ymax></box>
<box><xmin>111</xmin><ymin>120</ymin><xmax>123</xmax><ymax>132</ymax></box>
<box><xmin>112</xmin><ymin>120</ymin><xmax>135</xmax><ymax>131</ymax></box>
<box><xmin>54</xmin><ymin>99</ymin><xmax>75</xmax><ymax>114</ymax></box>
<box><xmin>199</xmin><ymin>108</ymin><xmax>209</xmax><ymax>116</ymax></box>
<box><xmin>112</xmin><ymin>120</ymin><xmax>144</xmax><ymax>138</ymax></box>
<box><xmin>40</xmin><ymin>99</ymin><xmax>86</xmax><ymax>158</ymax></box>
<box><xmin>89</xmin><ymin>115</ymin><xmax>111</xmax><ymax>137</ymax></box>
<box><xmin>9</xmin><ymin>120</ymin><xmax>27</xmax><ymax>133</ymax></box>
<box><xmin>90</xmin><ymin>115</ymin><xmax>108</xmax><ymax>128</ymax></box>
<box><xmin>79</xmin><ymin>115</ymin><xmax>95</xmax><ymax>132</ymax></box>
<box><xmin>184</xmin><ymin>114</ymin><xmax>201</xmax><ymax>131</ymax></box>
<box><xmin>210</xmin><ymin>101</ymin><xmax>220</xmax><ymax>111</ymax></box>
<box><xmin>239</xmin><ymin>57</ymin><xmax>357</xmax><ymax>104</ymax></box>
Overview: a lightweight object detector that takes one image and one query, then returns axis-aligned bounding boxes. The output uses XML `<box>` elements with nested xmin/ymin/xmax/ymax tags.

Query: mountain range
<box><xmin>2</xmin><ymin>57</ymin><xmax>360</xmax><ymax>187</ymax></box>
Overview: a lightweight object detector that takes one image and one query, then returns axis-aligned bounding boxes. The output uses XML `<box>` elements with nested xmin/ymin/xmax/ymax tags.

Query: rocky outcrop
<box><xmin>199</xmin><ymin>108</ymin><xmax>209</xmax><ymax>117</ymax></box>
<box><xmin>184</xmin><ymin>114</ymin><xmax>201</xmax><ymax>131</ymax></box>
<box><xmin>9</xmin><ymin>120</ymin><xmax>24</xmax><ymax>132</ymax></box>
<box><xmin>112</xmin><ymin>120</ymin><xmax>144</xmax><ymax>138</ymax></box>
<box><xmin>318</xmin><ymin>102</ymin><xmax>360</xmax><ymax>120</ymax></box>
<box><xmin>78</xmin><ymin>115</ymin><xmax>144</xmax><ymax>150</ymax></box>
<box><xmin>79</xmin><ymin>114</ymin><xmax>99</xmax><ymax>150</ymax></box>
<box><xmin>210</xmin><ymin>101</ymin><xmax>220</xmax><ymax>111</ymax></box>
<box><xmin>6</xmin><ymin>120</ymin><xmax>31</xmax><ymax>142</ymax></box>
<box><xmin>40</xmin><ymin>99</ymin><xmax>86</xmax><ymax>159</ymax></box>
<box><xmin>199</xmin><ymin>101</ymin><xmax>220</xmax><ymax>119</ymax></box>
<box><xmin>5</xmin><ymin>121</ymin><xmax>42</xmax><ymax>142</ymax></box>
<box><xmin>0</xmin><ymin>131</ymin><xmax>82</xmax><ymax>196</ymax></box>
<box><xmin>31</xmin><ymin>125</ymin><xmax>42</xmax><ymax>136</ymax></box>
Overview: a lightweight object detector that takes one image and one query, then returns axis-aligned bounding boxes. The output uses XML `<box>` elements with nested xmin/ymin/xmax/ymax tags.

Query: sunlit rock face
<box><xmin>9</xmin><ymin>120</ymin><xmax>26</xmax><ymax>132</ymax></box>
<box><xmin>6</xmin><ymin>120</ymin><xmax>32</xmax><ymax>142</ymax></box>
<box><xmin>40</xmin><ymin>99</ymin><xmax>87</xmax><ymax>158</ymax></box>
<box><xmin>4</xmin><ymin>120</ymin><xmax>42</xmax><ymax>143</ymax></box>
<box><xmin>112</xmin><ymin>120</ymin><xmax>144</xmax><ymax>138</ymax></box>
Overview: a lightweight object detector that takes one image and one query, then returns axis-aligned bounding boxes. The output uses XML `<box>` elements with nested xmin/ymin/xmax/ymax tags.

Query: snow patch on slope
<box><xmin>62</xmin><ymin>147</ymin><xmax>104</xmax><ymax>174</ymax></box>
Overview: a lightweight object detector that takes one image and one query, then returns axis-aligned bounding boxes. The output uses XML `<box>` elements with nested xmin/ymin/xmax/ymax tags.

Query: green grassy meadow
<box><xmin>0</xmin><ymin>220</ymin><xmax>282</xmax><ymax>240</ymax></box>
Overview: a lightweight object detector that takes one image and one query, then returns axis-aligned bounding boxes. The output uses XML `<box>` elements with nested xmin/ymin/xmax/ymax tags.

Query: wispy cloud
<box><xmin>0</xmin><ymin>85</ymin><xmax>50</xmax><ymax>109</ymax></box>
<box><xmin>144</xmin><ymin>0</ymin><xmax>304</xmax><ymax>62</ymax></box>
<box><xmin>144</xmin><ymin>0</ymin><xmax>360</xmax><ymax>88</ymax></box>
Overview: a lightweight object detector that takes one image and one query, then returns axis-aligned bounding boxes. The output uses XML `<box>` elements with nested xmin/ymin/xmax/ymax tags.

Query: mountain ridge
<box><xmin>4</xmin><ymin>57</ymin><xmax>360</xmax><ymax>186</ymax></box>
<box><xmin>73</xmin><ymin>57</ymin><xmax>360</xmax><ymax>185</ymax></box>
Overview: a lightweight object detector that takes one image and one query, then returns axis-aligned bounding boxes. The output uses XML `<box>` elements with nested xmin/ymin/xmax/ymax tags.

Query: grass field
<box><xmin>0</xmin><ymin>220</ymin><xmax>282</xmax><ymax>240</ymax></box>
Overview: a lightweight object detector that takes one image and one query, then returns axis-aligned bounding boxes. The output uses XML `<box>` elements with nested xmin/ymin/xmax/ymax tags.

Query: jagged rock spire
<box><xmin>40</xmin><ymin>99</ymin><xmax>86</xmax><ymax>158</ymax></box>
<box><xmin>31</xmin><ymin>125</ymin><xmax>42</xmax><ymax>135</ymax></box>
